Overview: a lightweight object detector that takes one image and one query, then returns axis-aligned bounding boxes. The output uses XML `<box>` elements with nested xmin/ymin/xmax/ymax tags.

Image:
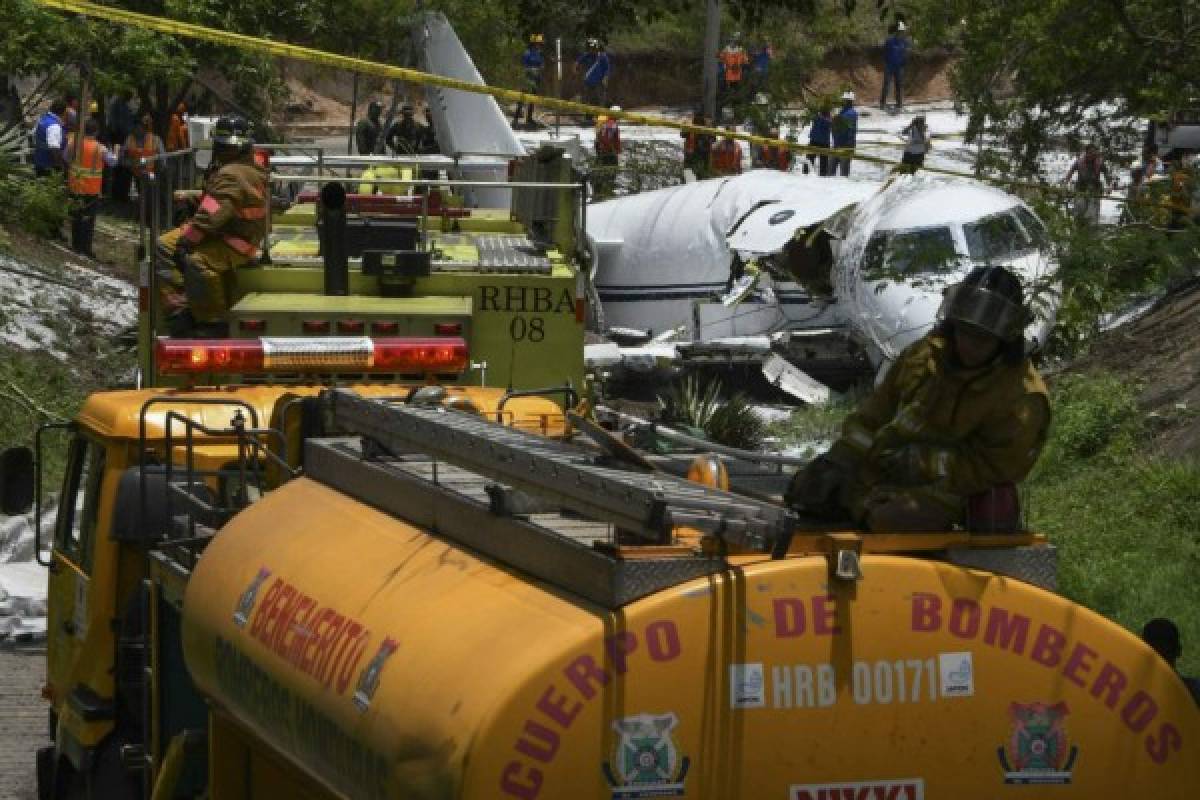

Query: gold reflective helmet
<box><xmin>530</xmin><ymin>33</ymin><xmax>544</xmax><ymax>44</ymax></box>
<box><xmin>937</xmin><ymin>266</ymin><xmax>1030</xmax><ymax>341</ymax></box>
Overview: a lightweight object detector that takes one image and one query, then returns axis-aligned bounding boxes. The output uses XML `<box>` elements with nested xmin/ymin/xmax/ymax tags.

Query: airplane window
<box><xmin>864</xmin><ymin>227</ymin><xmax>958</xmax><ymax>278</ymax></box>
<box><xmin>964</xmin><ymin>211</ymin><xmax>1036</xmax><ymax>263</ymax></box>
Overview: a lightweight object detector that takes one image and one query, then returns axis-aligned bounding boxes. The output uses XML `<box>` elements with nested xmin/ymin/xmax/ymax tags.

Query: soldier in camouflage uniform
<box><xmin>156</xmin><ymin>116</ymin><xmax>268</xmax><ymax>336</ymax></box>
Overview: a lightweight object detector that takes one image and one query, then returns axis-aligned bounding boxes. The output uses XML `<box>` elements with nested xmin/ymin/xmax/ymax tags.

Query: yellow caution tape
<box><xmin>37</xmin><ymin>0</ymin><xmax>1131</xmax><ymax>203</ymax></box>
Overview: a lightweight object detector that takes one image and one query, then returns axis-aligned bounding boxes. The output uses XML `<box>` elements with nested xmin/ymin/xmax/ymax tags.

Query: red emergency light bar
<box><xmin>155</xmin><ymin>336</ymin><xmax>469</xmax><ymax>375</ymax></box>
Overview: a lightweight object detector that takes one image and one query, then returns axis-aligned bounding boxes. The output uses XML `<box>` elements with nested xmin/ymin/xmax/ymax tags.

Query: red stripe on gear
<box><xmin>237</xmin><ymin>206</ymin><xmax>267</xmax><ymax>220</ymax></box>
<box><xmin>181</xmin><ymin>224</ymin><xmax>204</xmax><ymax>243</ymax></box>
<box><xmin>198</xmin><ymin>195</ymin><xmax>221</xmax><ymax>214</ymax></box>
<box><xmin>223</xmin><ymin>235</ymin><xmax>259</xmax><ymax>257</ymax></box>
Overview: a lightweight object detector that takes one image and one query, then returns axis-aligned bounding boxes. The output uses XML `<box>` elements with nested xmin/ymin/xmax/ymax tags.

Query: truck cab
<box><xmin>2</xmin><ymin>379</ymin><xmax>569</xmax><ymax>799</ymax></box>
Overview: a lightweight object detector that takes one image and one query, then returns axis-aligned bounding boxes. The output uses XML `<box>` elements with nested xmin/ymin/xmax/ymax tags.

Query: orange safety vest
<box><xmin>126</xmin><ymin>133</ymin><xmax>160</xmax><ymax>177</ymax></box>
<box><xmin>166</xmin><ymin>114</ymin><xmax>189</xmax><ymax>151</ymax></box>
<box><xmin>712</xmin><ymin>139</ymin><xmax>742</xmax><ymax>174</ymax></box>
<box><xmin>67</xmin><ymin>136</ymin><xmax>104</xmax><ymax>196</ymax></box>
<box><xmin>720</xmin><ymin>48</ymin><xmax>749</xmax><ymax>84</ymax></box>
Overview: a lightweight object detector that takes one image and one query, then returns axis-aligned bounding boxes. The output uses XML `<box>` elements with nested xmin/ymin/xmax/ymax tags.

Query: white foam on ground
<box><xmin>0</xmin><ymin>508</ymin><xmax>54</xmax><ymax>643</ymax></box>
<box><xmin>0</xmin><ymin>253</ymin><xmax>136</xmax><ymax>360</ymax></box>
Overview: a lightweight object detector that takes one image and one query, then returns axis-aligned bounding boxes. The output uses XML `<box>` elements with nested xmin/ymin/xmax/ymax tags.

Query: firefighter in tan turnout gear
<box><xmin>787</xmin><ymin>266</ymin><xmax>1050</xmax><ymax>531</ymax></box>
<box><xmin>157</xmin><ymin>115</ymin><xmax>268</xmax><ymax>335</ymax></box>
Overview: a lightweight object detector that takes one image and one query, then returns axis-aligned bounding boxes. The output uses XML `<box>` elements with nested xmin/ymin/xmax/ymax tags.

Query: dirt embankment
<box><xmin>1068</xmin><ymin>280</ymin><xmax>1200</xmax><ymax>458</ymax></box>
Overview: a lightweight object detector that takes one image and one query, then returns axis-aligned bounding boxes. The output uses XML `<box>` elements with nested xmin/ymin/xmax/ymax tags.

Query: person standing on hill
<box><xmin>710</xmin><ymin>126</ymin><xmax>743</xmax><ymax>176</ymax></box>
<box><xmin>900</xmin><ymin>114</ymin><xmax>932</xmax><ymax>169</ymax></box>
<box><xmin>32</xmin><ymin>99</ymin><xmax>66</xmax><ymax>178</ymax></box>
<box><xmin>355</xmin><ymin>101</ymin><xmax>384</xmax><ymax>155</ymax></box>
<box><xmin>593</xmin><ymin>107</ymin><xmax>622</xmax><ymax>197</ymax></box>
<box><xmin>718</xmin><ymin>33</ymin><xmax>750</xmax><ymax>109</ymax></box>
<box><xmin>682</xmin><ymin>111</ymin><xmax>715</xmax><ymax>179</ymax></box>
<box><xmin>575</xmin><ymin>38</ymin><xmax>611</xmax><ymax>122</ymax></box>
<box><xmin>385</xmin><ymin>104</ymin><xmax>422</xmax><ymax>155</ymax></box>
<box><xmin>1063</xmin><ymin>143</ymin><xmax>1113</xmax><ymax>224</ymax></box>
<box><xmin>807</xmin><ymin>106</ymin><xmax>832</xmax><ymax>176</ymax></box>
<box><xmin>881</xmin><ymin>21</ymin><xmax>909</xmax><ymax>110</ymax></box>
<box><xmin>513</xmin><ymin>33</ymin><xmax>546</xmax><ymax>129</ymax></box>
<box><xmin>832</xmin><ymin>92</ymin><xmax>858</xmax><ymax>176</ymax></box>
<box><xmin>66</xmin><ymin>117</ymin><xmax>119</xmax><ymax>257</ymax></box>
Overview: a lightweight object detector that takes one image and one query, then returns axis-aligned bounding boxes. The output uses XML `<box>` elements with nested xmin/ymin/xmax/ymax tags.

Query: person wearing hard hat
<box><xmin>65</xmin><ymin>117</ymin><xmax>119</xmax><ymax>258</ymax></box>
<box><xmin>575</xmin><ymin>38</ymin><xmax>611</xmax><ymax>123</ymax></box>
<box><xmin>807</xmin><ymin>105</ymin><xmax>833</xmax><ymax>176</ymax></box>
<box><xmin>881</xmin><ymin>21</ymin><xmax>909</xmax><ymax>110</ymax></box>
<box><xmin>718</xmin><ymin>32</ymin><xmax>749</xmax><ymax>109</ymax></box>
<box><xmin>593</xmin><ymin>106</ymin><xmax>622</xmax><ymax>197</ymax></box>
<box><xmin>355</xmin><ymin>100</ymin><xmax>384</xmax><ymax>155</ymax></box>
<box><xmin>385</xmin><ymin>103</ymin><xmax>422</xmax><ymax>156</ymax></box>
<box><xmin>786</xmin><ymin>266</ymin><xmax>1049</xmax><ymax>532</ymax></box>
<box><xmin>155</xmin><ymin>116</ymin><xmax>268</xmax><ymax>336</ymax></box>
<box><xmin>513</xmin><ymin>33</ymin><xmax>546</xmax><ymax>129</ymax></box>
<box><xmin>832</xmin><ymin>91</ymin><xmax>858</xmax><ymax>176</ymax></box>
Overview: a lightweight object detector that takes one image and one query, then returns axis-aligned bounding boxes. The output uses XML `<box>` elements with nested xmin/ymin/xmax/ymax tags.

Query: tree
<box><xmin>904</xmin><ymin>0</ymin><xmax>1200</xmax><ymax>177</ymax></box>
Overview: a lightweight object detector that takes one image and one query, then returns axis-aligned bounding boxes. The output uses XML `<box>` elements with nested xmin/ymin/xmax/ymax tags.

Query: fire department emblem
<box><xmin>232</xmin><ymin>567</ymin><xmax>271</xmax><ymax>628</ymax></box>
<box><xmin>602</xmin><ymin>712</ymin><xmax>690</xmax><ymax>798</ymax></box>
<box><xmin>998</xmin><ymin>701</ymin><xmax>1079</xmax><ymax>784</ymax></box>
<box><xmin>353</xmin><ymin>637</ymin><xmax>399</xmax><ymax>712</ymax></box>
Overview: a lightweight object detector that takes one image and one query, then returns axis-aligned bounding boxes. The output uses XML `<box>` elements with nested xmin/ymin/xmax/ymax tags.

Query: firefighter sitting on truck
<box><xmin>156</xmin><ymin>115</ymin><xmax>268</xmax><ymax>336</ymax></box>
<box><xmin>785</xmin><ymin>266</ymin><xmax>1050</xmax><ymax>532</ymax></box>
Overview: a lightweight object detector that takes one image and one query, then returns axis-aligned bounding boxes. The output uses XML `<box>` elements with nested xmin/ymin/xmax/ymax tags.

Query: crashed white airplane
<box><xmin>584</xmin><ymin>171</ymin><xmax>1059</xmax><ymax>399</ymax></box>
<box><xmin>365</xmin><ymin>12</ymin><xmax>1059</xmax><ymax>401</ymax></box>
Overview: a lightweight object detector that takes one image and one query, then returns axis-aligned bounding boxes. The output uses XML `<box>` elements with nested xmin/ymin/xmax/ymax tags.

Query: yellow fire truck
<box><xmin>1</xmin><ymin>375</ymin><xmax>1197</xmax><ymax>798</ymax></box>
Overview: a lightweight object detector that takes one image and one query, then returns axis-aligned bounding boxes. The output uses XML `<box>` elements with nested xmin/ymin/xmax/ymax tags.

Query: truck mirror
<box><xmin>0</xmin><ymin>446</ymin><xmax>35</xmax><ymax>516</ymax></box>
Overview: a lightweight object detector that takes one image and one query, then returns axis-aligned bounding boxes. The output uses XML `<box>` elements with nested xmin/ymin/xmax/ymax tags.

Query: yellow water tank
<box><xmin>182</xmin><ymin>478</ymin><xmax>1200</xmax><ymax>799</ymax></box>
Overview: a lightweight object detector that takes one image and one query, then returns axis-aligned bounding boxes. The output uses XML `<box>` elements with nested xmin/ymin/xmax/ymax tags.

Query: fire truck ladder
<box><xmin>304</xmin><ymin>390</ymin><xmax>798</xmax><ymax>607</ymax></box>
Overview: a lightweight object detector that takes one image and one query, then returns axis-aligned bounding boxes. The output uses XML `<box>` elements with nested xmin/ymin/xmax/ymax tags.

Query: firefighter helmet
<box><xmin>211</xmin><ymin>115</ymin><xmax>253</xmax><ymax>148</ymax></box>
<box><xmin>530</xmin><ymin>33</ymin><xmax>545</xmax><ymax>44</ymax></box>
<box><xmin>938</xmin><ymin>266</ymin><xmax>1030</xmax><ymax>341</ymax></box>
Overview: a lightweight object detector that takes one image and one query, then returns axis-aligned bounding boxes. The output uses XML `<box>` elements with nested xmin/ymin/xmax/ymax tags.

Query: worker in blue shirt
<box><xmin>750</xmin><ymin>38</ymin><xmax>773</xmax><ymax>94</ymax></box>
<box><xmin>575</xmin><ymin>38</ymin><xmax>611</xmax><ymax>123</ymax></box>
<box><xmin>807</xmin><ymin>106</ymin><xmax>832</xmax><ymax>176</ymax></box>
<box><xmin>881</xmin><ymin>21</ymin><xmax>909</xmax><ymax>110</ymax></box>
<box><xmin>33</xmin><ymin>99</ymin><xmax>67</xmax><ymax>177</ymax></box>
<box><xmin>513</xmin><ymin>33</ymin><xmax>546</xmax><ymax>129</ymax></box>
<box><xmin>832</xmin><ymin>91</ymin><xmax>858</xmax><ymax>176</ymax></box>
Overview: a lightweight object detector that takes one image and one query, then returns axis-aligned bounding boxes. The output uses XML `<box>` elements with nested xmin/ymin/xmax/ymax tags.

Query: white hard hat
<box><xmin>609</xmin><ymin>105</ymin><xmax>621</xmax><ymax>112</ymax></box>
<box><xmin>842</xmin><ymin>90</ymin><xmax>856</xmax><ymax>102</ymax></box>
<box><xmin>897</xmin><ymin>21</ymin><xmax>907</xmax><ymax>32</ymax></box>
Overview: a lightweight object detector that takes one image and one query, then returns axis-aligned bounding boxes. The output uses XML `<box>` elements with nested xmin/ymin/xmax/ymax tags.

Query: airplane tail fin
<box><xmin>412</xmin><ymin>12</ymin><xmax>526</xmax><ymax>160</ymax></box>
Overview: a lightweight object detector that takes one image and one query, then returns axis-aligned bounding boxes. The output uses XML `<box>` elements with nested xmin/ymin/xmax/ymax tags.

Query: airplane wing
<box><xmin>725</xmin><ymin>181</ymin><xmax>877</xmax><ymax>256</ymax></box>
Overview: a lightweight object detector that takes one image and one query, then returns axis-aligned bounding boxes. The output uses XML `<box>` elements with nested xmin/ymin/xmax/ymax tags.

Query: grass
<box><xmin>770</xmin><ymin>373</ymin><xmax>1200</xmax><ymax>675</ymax></box>
<box><xmin>1027</xmin><ymin>373</ymin><xmax>1200</xmax><ymax>675</ymax></box>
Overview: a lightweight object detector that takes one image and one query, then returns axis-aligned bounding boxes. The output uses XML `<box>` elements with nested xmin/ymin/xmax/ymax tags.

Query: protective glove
<box><xmin>784</xmin><ymin>454</ymin><xmax>850</xmax><ymax>518</ymax></box>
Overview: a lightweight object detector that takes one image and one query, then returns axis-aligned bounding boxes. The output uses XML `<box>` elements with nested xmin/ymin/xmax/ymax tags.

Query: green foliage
<box><xmin>658</xmin><ymin>375</ymin><xmax>765</xmax><ymax>449</ymax></box>
<box><xmin>900</xmin><ymin>0</ymin><xmax>1200</xmax><ymax>172</ymax></box>
<box><xmin>0</xmin><ymin>146</ymin><xmax>70</xmax><ymax>238</ymax></box>
<box><xmin>767</xmin><ymin>396</ymin><xmax>855</xmax><ymax>451</ymax></box>
<box><xmin>1026</xmin><ymin>373</ymin><xmax>1200</xmax><ymax>674</ymax></box>
<box><xmin>1033</xmin><ymin>374</ymin><xmax>1141</xmax><ymax>477</ymax></box>
<box><xmin>707</xmin><ymin>393</ymin><xmax>767</xmax><ymax>449</ymax></box>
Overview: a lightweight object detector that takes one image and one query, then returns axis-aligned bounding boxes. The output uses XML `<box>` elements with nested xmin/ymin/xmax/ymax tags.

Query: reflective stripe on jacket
<box><xmin>180</xmin><ymin>156</ymin><xmax>270</xmax><ymax>260</ymax></box>
<box><xmin>67</xmin><ymin>136</ymin><xmax>104</xmax><ymax>196</ymax></box>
